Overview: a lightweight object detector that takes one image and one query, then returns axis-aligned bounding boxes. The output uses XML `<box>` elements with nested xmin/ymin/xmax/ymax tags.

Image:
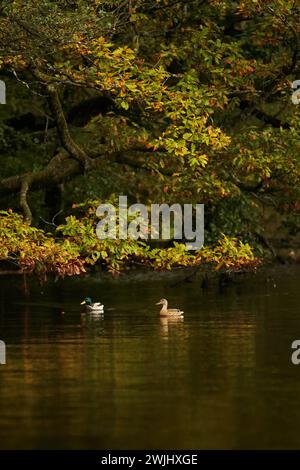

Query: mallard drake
<box><xmin>80</xmin><ymin>297</ymin><xmax>104</xmax><ymax>313</ymax></box>
<box><xmin>156</xmin><ymin>298</ymin><xmax>184</xmax><ymax>317</ymax></box>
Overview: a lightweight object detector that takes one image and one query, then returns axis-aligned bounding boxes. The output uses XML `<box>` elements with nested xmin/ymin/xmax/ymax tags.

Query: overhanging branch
<box><xmin>47</xmin><ymin>84</ymin><xmax>93</xmax><ymax>169</ymax></box>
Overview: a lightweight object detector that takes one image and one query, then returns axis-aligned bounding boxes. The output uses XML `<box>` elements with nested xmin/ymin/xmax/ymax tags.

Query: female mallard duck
<box><xmin>156</xmin><ymin>298</ymin><xmax>184</xmax><ymax>317</ymax></box>
<box><xmin>80</xmin><ymin>297</ymin><xmax>104</xmax><ymax>313</ymax></box>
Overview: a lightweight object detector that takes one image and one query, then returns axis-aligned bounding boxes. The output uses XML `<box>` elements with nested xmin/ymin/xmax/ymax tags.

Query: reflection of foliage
<box><xmin>0</xmin><ymin>207</ymin><xmax>260</xmax><ymax>280</ymax></box>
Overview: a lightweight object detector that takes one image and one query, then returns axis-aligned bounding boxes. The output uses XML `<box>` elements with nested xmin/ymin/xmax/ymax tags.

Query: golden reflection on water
<box><xmin>1</xmin><ymin>270</ymin><xmax>300</xmax><ymax>449</ymax></box>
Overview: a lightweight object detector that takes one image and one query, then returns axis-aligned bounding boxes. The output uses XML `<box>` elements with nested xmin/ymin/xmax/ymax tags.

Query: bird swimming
<box><xmin>80</xmin><ymin>297</ymin><xmax>104</xmax><ymax>313</ymax></box>
<box><xmin>156</xmin><ymin>298</ymin><xmax>184</xmax><ymax>317</ymax></box>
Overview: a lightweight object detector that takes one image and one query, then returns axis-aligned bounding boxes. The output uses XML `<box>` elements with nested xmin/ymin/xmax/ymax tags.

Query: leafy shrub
<box><xmin>0</xmin><ymin>206</ymin><xmax>261</xmax><ymax>280</ymax></box>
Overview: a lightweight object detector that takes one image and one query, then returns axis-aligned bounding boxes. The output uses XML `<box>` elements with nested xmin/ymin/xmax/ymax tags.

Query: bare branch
<box><xmin>46</xmin><ymin>84</ymin><xmax>93</xmax><ymax>169</ymax></box>
<box><xmin>20</xmin><ymin>177</ymin><xmax>32</xmax><ymax>223</ymax></box>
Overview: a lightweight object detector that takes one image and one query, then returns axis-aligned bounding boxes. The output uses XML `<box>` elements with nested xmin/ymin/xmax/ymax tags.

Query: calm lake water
<box><xmin>1</xmin><ymin>267</ymin><xmax>300</xmax><ymax>449</ymax></box>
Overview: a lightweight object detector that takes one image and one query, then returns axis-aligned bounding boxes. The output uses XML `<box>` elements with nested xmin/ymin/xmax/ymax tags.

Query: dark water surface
<box><xmin>1</xmin><ymin>267</ymin><xmax>300</xmax><ymax>449</ymax></box>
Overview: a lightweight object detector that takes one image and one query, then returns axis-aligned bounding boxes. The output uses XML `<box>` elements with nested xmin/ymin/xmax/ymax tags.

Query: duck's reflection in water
<box><xmin>80</xmin><ymin>311</ymin><xmax>104</xmax><ymax>335</ymax></box>
<box><xmin>160</xmin><ymin>315</ymin><xmax>184</xmax><ymax>339</ymax></box>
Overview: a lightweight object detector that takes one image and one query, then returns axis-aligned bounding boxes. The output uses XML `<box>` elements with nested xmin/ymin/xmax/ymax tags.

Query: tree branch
<box><xmin>0</xmin><ymin>146</ymin><xmax>175</xmax><ymax>202</ymax></box>
<box><xmin>46</xmin><ymin>84</ymin><xmax>93</xmax><ymax>169</ymax></box>
<box><xmin>20</xmin><ymin>177</ymin><xmax>32</xmax><ymax>223</ymax></box>
<box><xmin>0</xmin><ymin>151</ymin><xmax>80</xmax><ymax>196</ymax></box>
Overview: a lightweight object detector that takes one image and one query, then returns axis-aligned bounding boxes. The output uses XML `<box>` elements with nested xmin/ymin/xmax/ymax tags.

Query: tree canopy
<box><xmin>0</xmin><ymin>0</ymin><xmax>299</xmax><ymax>277</ymax></box>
